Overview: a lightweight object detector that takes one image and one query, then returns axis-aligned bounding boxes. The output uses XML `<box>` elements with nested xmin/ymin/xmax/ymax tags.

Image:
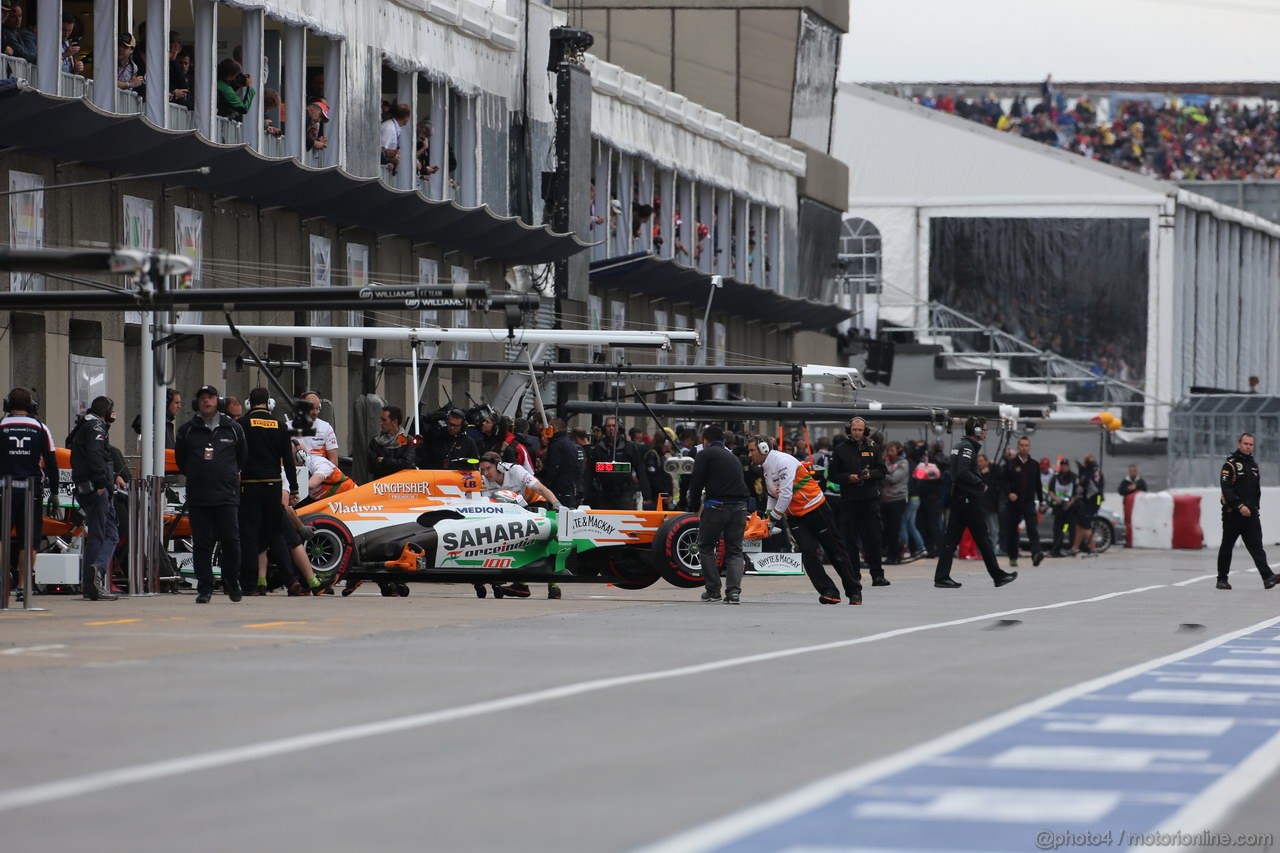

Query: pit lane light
<box><xmin>595</xmin><ymin>461</ymin><xmax>632</xmax><ymax>474</ymax></box>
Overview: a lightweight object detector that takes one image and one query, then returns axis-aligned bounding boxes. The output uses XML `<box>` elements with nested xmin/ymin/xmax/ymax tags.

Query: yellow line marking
<box><xmin>84</xmin><ymin>618</ymin><xmax>143</xmax><ymax>626</ymax></box>
<box><xmin>242</xmin><ymin>621</ymin><xmax>311</xmax><ymax>630</ymax></box>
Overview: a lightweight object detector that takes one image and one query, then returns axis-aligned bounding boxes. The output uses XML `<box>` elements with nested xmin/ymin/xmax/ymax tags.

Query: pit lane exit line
<box><xmin>638</xmin><ymin>612</ymin><xmax>1280</xmax><ymax>853</ymax></box>
<box><xmin>0</xmin><ymin>580</ymin><xmax>1191</xmax><ymax>813</ymax></box>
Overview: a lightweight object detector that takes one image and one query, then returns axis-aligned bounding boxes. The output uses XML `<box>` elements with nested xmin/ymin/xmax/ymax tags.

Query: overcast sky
<box><xmin>840</xmin><ymin>0</ymin><xmax>1279</xmax><ymax>83</ymax></box>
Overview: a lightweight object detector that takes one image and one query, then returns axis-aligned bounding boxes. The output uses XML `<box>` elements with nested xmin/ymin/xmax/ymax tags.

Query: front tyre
<box><xmin>652</xmin><ymin>514</ymin><xmax>705</xmax><ymax>588</ymax></box>
<box><xmin>305</xmin><ymin>515</ymin><xmax>356</xmax><ymax>588</ymax></box>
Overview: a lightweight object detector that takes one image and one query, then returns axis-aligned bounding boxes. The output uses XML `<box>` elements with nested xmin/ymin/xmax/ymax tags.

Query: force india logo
<box><xmin>442</xmin><ymin>520</ymin><xmax>540</xmax><ymax>551</ymax></box>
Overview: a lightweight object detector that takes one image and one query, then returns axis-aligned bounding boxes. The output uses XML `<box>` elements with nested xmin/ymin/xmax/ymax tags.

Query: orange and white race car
<box><xmin>294</xmin><ymin>467</ymin><xmax>793</xmax><ymax>596</ymax></box>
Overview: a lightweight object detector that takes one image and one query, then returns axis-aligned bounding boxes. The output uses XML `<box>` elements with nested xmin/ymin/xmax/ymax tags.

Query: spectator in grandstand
<box><xmin>61</xmin><ymin>13</ymin><xmax>84</xmax><ymax>75</ymax></box>
<box><xmin>2</xmin><ymin>3</ymin><xmax>37</xmax><ymax>64</ymax></box>
<box><xmin>415</xmin><ymin>120</ymin><xmax>441</xmax><ymax>180</ymax></box>
<box><xmin>215</xmin><ymin>58</ymin><xmax>254</xmax><ymax>119</ymax></box>
<box><xmin>169</xmin><ymin>34</ymin><xmax>192</xmax><ymax>108</ymax></box>
<box><xmin>305</xmin><ymin>98</ymin><xmax>329</xmax><ymax>152</ymax></box>
<box><xmin>116</xmin><ymin>33</ymin><xmax>145</xmax><ymax>95</ymax></box>
<box><xmin>381</xmin><ymin>102</ymin><xmax>411</xmax><ymax>176</ymax></box>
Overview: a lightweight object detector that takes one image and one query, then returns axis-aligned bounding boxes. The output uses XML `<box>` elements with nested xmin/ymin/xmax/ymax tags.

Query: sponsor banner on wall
<box><xmin>8</xmin><ymin>171</ymin><xmax>44</xmax><ymax>293</ymax></box>
<box><xmin>310</xmin><ymin>234</ymin><xmax>332</xmax><ymax>347</ymax></box>
<box><xmin>347</xmin><ymin>243</ymin><xmax>369</xmax><ymax>353</ymax></box>
<box><xmin>123</xmin><ymin>195</ymin><xmax>154</xmax><ymax>325</ymax></box>
<box><xmin>174</xmin><ymin>206</ymin><xmax>202</xmax><ymax>324</ymax></box>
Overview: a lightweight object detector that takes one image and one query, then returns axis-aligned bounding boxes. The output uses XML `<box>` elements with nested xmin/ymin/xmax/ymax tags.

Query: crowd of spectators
<box><xmin>911</xmin><ymin>75</ymin><xmax>1280</xmax><ymax>181</ymax></box>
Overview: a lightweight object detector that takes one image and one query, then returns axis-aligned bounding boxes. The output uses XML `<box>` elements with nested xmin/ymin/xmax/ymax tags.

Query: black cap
<box><xmin>196</xmin><ymin>384</ymin><xmax>219</xmax><ymax>398</ymax></box>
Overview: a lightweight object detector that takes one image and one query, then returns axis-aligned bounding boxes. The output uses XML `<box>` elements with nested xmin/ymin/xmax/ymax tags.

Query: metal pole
<box><xmin>410</xmin><ymin>343</ymin><xmax>422</xmax><ymax>434</ymax></box>
<box><xmin>0</xmin><ymin>476</ymin><xmax>10</xmax><ymax>610</ymax></box>
<box><xmin>20</xmin><ymin>478</ymin><xmax>43</xmax><ymax>611</ymax></box>
<box><xmin>127</xmin><ymin>484</ymin><xmax>142</xmax><ymax>595</ymax></box>
<box><xmin>974</xmin><ymin>370</ymin><xmax>985</xmax><ymax>405</ymax></box>
<box><xmin>150</xmin><ymin>476</ymin><xmax>164</xmax><ymax>594</ymax></box>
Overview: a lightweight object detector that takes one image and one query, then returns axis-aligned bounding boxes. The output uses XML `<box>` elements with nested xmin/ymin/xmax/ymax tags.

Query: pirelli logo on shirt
<box><xmin>249</xmin><ymin>418</ymin><xmax>278</xmax><ymax>429</ymax></box>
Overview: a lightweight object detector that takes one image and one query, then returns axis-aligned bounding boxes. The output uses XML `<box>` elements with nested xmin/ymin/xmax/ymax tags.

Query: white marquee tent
<box><xmin>832</xmin><ymin>82</ymin><xmax>1280</xmax><ymax>430</ymax></box>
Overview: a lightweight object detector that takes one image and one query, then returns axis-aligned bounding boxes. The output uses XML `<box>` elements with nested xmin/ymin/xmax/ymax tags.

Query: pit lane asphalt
<box><xmin>1</xmin><ymin>550</ymin><xmax>1277</xmax><ymax>853</ymax></box>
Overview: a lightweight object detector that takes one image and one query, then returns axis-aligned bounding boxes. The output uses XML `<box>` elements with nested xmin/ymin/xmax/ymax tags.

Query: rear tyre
<box><xmin>652</xmin><ymin>514</ymin><xmax>705</xmax><ymax>588</ymax></box>
<box><xmin>395</xmin><ymin>583</ymin><xmax>410</xmax><ymax>597</ymax></box>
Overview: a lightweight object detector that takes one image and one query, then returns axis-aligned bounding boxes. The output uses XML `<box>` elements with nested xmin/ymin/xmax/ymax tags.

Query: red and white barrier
<box><xmin>1124</xmin><ymin>488</ymin><xmax>1280</xmax><ymax>549</ymax></box>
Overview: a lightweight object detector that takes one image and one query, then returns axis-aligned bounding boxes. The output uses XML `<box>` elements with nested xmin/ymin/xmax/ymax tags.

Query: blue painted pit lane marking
<box><xmin>643</xmin><ymin>616</ymin><xmax>1280</xmax><ymax>853</ymax></box>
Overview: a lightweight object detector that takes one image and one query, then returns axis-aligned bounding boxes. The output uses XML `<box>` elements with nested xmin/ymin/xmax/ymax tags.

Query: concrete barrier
<box><xmin>1125</xmin><ymin>487</ymin><xmax>1280</xmax><ymax>550</ymax></box>
<box><xmin>1131</xmin><ymin>491</ymin><xmax>1174</xmax><ymax>549</ymax></box>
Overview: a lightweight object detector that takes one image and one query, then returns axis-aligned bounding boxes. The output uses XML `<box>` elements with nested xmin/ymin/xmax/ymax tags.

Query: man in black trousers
<box><xmin>238</xmin><ymin>388</ymin><xmax>305</xmax><ymax>594</ymax></box>
<box><xmin>1001</xmin><ymin>434</ymin><xmax>1045</xmax><ymax>568</ymax></box>
<box><xmin>934</xmin><ymin>417</ymin><xmax>1018</xmax><ymax>590</ymax></box>
<box><xmin>175</xmin><ymin>385</ymin><xmax>247</xmax><ymax>604</ymax></box>
<box><xmin>685</xmin><ymin>425</ymin><xmax>751</xmax><ymax>604</ymax></box>
<box><xmin>1217</xmin><ymin>432</ymin><xmax>1280</xmax><ymax>591</ymax></box>
<box><xmin>829</xmin><ymin>417</ymin><xmax>889</xmax><ymax>587</ymax></box>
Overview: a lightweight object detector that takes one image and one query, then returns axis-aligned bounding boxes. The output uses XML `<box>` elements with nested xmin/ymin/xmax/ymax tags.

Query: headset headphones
<box><xmin>845</xmin><ymin>418</ymin><xmax>866</xmax><ymax>439</ymax></box>
<box><xmin>750</xmin><ymin>436</ymin><xmax>771</xmax><ymax>455</ymax></box>
<box><xmin>191</xmin><ymin>385</ymin><xmax>223</xmax><ymax>413</ymax></box>
<box><xmin>3</xmin><ymin>387</ymin><xmax>38</xmax><ymax>416</ymax></box>
<box><xmin>964</xmin><ymin>416</ymin><xmax>986</xmax><ymax>438</ymax></box>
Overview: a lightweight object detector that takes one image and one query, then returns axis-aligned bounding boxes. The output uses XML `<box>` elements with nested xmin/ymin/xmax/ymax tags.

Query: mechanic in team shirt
<box><xmin>293</xmin><ymin>439</ymin><xmax>355</xmax><ymax>505</ymax></box>
<box><xmin>0</xmin><ymin>387</ymin><xmax>57</xmax><ymax>601</ymax></box>
<box><xmin>476</xmin><ymin>451</ymin><xmax>561</xmax><ymax>600</ymax></box>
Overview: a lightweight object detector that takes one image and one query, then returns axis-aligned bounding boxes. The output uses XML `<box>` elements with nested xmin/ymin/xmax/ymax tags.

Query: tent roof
<box><xmin>834</xmin><ymin>83</ymin><xmax>1175</xmax><ymax>208</ymax></box>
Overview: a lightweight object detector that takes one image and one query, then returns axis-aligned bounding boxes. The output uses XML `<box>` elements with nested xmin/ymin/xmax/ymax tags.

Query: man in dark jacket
<box><xmin>0</xmin><ymin>386</ymin><xmax>57</xmax><ymax>600</ymax></box>
<box><xmin>828</xmin><ymin>417</ymin><xmax>890</xmax><ymax>587</ymax></box>
<box><xmin>68</xmin><ymin>396</ymin><xmax>119</xmax><ymax>600</ymax></box>
<box><xmin>1001</xmin><ymin>435</ymin><xmax>1046</xmax><ymax>568</ymax></box>
<box><xmin>1217</xmin><ymin>432</ymin><xmax>1280</xmax><ymax>591</ymax></box>
<box><xmin>238</xmin><ymin>387</ymin><xmax>300</xmax><ymax>593</ymax></box>
<box><xmin>417</xmin><ymin>408</ymin><xmax>479</xmax><ymax>470</ymax></box>
<box><xmin>686</xmin><ymin>425</ymin><xmax>751</xmax><ymax>604</ymax></box>
<box><xmin>540</xmin><ymin>419</ymin><xmax>585</xmax><ymax>507</ymax></box>
<box><xmin>589</xmin><ymin>416</ymin><xmax>650</xmax><ymax>510</ymax></box>
<box><xmin>934</xmin><ymin>417</ymin><xmax>1017</xmax><ymax>590</ymax></box>
<box><xmin>368</xmin><ymin>405</ymin><xmax>416</xmax><ymax>479</ymax></box>
<box><xmin>175</xmin><ymin>385</ymin><xmax>247</xmax><ymax>603</ymax></box>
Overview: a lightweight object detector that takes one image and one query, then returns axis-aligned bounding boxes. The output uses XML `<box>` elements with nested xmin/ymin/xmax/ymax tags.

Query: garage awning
<box><xmin>589</xmin><ymin>253</ymin><xmax>850</xmax><ymax>332</ymax></box>
<box><xmin>0</xmin><ymin>88</ymin><xmax>591</xmax><ymax>265</ymax></box>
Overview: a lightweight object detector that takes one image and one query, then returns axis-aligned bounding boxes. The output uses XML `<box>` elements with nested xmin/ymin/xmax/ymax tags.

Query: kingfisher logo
<box><xmin>330</xmin><ymin>501</ymin><xmax>380</xmax><ymax>514</ymax></box>
<box><xmin>373</xmin><ymin>482</ymin><xmax>432</xmax><ymax>496</ymax></box>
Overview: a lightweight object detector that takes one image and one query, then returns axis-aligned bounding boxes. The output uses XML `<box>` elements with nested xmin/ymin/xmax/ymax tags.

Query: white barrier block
<box><xmin>1131</xmin><ymin>491</ymin><xmax>1174</xmax><ymax>549</ymax></box>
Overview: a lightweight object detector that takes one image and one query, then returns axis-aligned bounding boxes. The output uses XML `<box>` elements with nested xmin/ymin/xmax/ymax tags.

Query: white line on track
<box><xmin>0</xmin><ymin>580</ymin><xmax>1203</xmax><ymax>813</ymax></box>
<box><xmin>638</xmin><ymin>610</ymin><xmax>1280</xmax><ymax>853</ymax></box>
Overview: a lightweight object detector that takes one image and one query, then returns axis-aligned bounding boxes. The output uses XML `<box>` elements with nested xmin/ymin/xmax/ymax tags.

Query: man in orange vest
<box><xmin>748</xmin><ymin>436</ymin><xmax>862</xmax><ymax>605</ymax></box>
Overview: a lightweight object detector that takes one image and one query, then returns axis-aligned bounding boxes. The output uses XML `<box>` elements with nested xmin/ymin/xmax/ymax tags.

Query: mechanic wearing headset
<box><xmin>933</xmin><ymin>416</ymin><xmax>1018</xmax><ymax>590</ymax></box>
<box><xmin>477</xmin><ymin>451</ymin><xmax>562</xmax><ymax>600</ymax></box>
<box><xmin>175</xmin><ymin>385</ymin><xmax>248</xmax><ymax>604</ymax></box>
<box><xmin>747</xmin><ymin>435</ymin><xmax>862</xmax><ymax>605</ymax></box>
<box><xmin>0</xmin><ymin>387</ymin><xmax>57</xmax><ymax>601</ymax></box>
<box><xmin>69</xmin><ymin>396</ymin><xmax>121</xmax><ymax>601</ymax></box>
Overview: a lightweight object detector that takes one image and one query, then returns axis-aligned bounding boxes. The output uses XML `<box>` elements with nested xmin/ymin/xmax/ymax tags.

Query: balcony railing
<box><xmin>215</xmin><ymin>116</ymin><xmax>243</xmax><ymax>146</ymax></box>
<box><xmin>167</xmin><ymin>103</ymin><xmax>195</xmax><ymax>131</ymax></box>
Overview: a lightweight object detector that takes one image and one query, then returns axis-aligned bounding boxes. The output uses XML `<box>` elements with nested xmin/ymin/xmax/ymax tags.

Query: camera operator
<box><xmin>417</xmin><ymin>407</ymin><xmax>479</xmax><ymax>470</ymax></box>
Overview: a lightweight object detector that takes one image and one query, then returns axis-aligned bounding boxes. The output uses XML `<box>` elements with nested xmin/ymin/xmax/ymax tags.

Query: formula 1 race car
<box><xmin>294</xmin><ymin>468</ymin><xmax>801</xmax><ymax>597</ymax></box>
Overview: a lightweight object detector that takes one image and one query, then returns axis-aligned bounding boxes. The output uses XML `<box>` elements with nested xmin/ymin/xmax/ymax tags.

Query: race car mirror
<box><xmin>595</xmin><ymin>461</ymin><xmax>632</xmax><ymax>474</ymax></box>
<box><xmin>492</xmin><ymin>489</ymin><xmax>524</xmax><ymax>505</ymax></box>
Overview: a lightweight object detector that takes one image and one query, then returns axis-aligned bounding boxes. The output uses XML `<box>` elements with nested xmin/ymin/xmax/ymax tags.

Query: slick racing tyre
<box><xmin>652</xmin><ymin>513</ymin><xmax>705</xmax><ymax>588</ymax></box>
<box><xmin>305</xmin><ymin>515</ymin><xmax>356</xmax><ymax>587</ymax></box>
